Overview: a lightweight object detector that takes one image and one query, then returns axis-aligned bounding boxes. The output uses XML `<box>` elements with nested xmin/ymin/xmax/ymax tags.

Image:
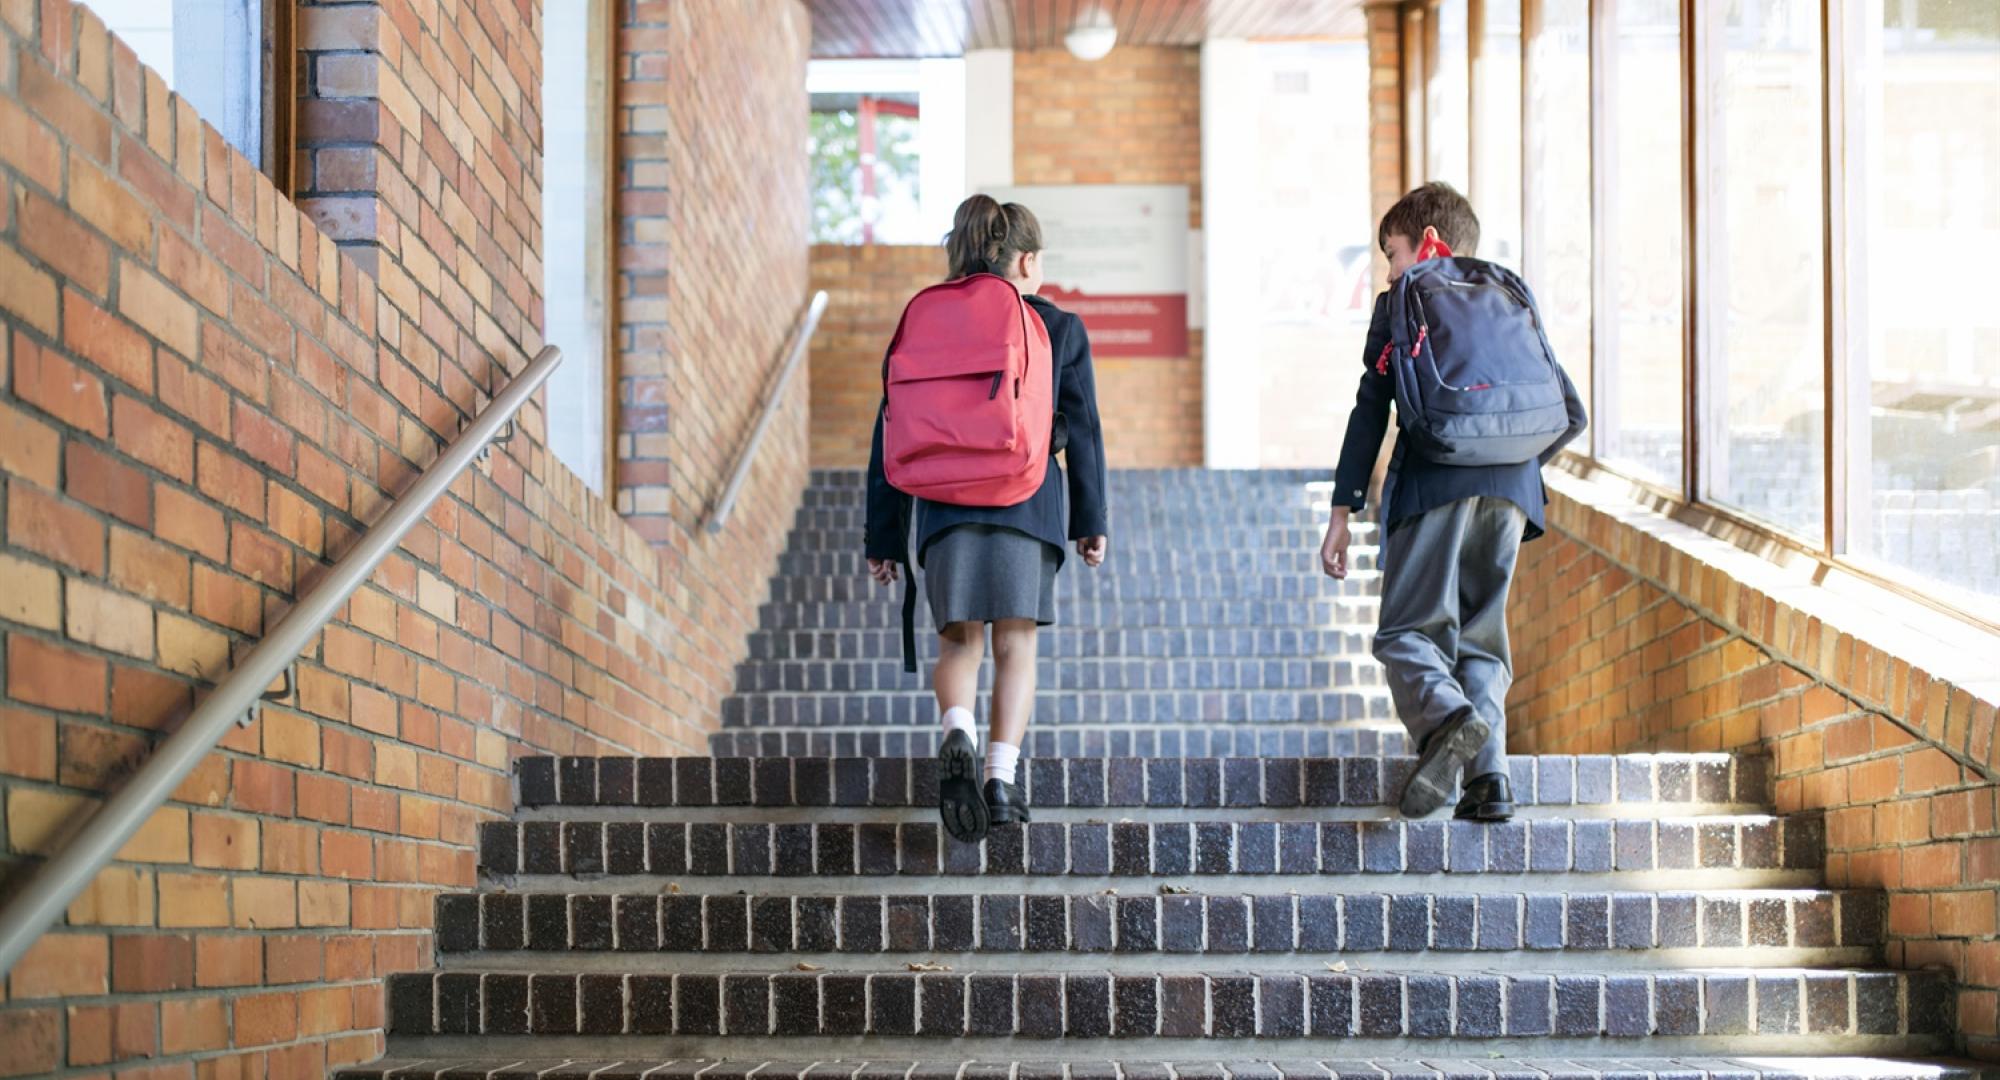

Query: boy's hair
<box><xmin>1378</xmin><ymin>181</ymin><xmax>1481</xmax><ymax>257</ymax></box>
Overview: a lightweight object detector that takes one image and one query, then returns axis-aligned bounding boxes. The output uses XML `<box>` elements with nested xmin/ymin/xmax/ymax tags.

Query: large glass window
<box><xmin>1709</xmin><ymin>0</ymin><xmax>1825</xmax><ymax>537</ymax></box>
<box><xmin>1849</xmin><ymin>0</ymin><xmax>2000</xmax><ymax>606</ymax></box>
<box><xmin>1473</xmin><ymin>0</ymin><xmax>1522</xmax><ymax>269</ymax></box>
<box><xmin>1428</xmin><ymin>0</ymin><xmax>1471</xmax><ymax>190</ymax></box>
<box><xmin>807</xmin><ymin>60</ymin><xmax>967</xmax><ymax>245</ymax></box>
<box><xmin>1599</xmin><ymin>0</ymin><xmax>1686</xmax><ymax>487</ymax></box>
<box><xmin>1524</xmin><ymin>0</ymin><xmax>1592</xmax><ymax>417</ymax></box>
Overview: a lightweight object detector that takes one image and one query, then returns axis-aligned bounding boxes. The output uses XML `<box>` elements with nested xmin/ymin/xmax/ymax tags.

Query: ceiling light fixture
<box><xmin>1064</xmin><ymin>6</ymin><xmax>1117</xmax><ymax>62</ymax></box>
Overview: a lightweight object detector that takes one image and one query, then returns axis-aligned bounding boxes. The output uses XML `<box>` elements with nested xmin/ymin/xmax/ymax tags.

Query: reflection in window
<box><xmin>1428</xmin><ymin>0</ymin><xmax>1470</xmax><ymax>190</ymax></box>
<box><xmin>1851</xmin><ymin>0</ymin><xmax>2000</xmax><ymax>604</ymax></box>
<box><xmin>1599</xmin><ymin>0</ymin><xmax>1685</xmax><ymax>488</ymax></box>
<box><xmin>1474</xmin><ymin>0</ymin><xmax>1521</xmax><ymax>270</ymax></box>
<box><xmin>1524</xmin><ymin>0</ymin><xmax>1591</xmax><ymax>418</ymax></box>
<box><xmin>1710</xmin><ymin>0</ymin><xmax>1824</xmax><ymax>538</ymax></box>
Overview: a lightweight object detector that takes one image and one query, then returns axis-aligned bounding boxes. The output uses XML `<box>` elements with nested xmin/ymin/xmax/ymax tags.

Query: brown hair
<box><xmin>944</xmin><ymin>194</ymin><xmax>1044</xmax><ymax>280</ymax></box>
<box><xmin>1377</xmin><ymin>181</ymin><xmax>1481</xmax><ymax>257</ymax></box>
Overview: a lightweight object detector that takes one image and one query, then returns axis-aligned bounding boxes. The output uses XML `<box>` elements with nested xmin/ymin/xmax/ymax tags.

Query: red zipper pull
<box><xmin>1412</xmin><ymin>326</ymin><xmax>1429</xmax><ymax>359</ymax></box>
<box><xmin>1375</xmin><ymin>342</ymin><xmax>1393</xmax><ymax>375</ymax></box>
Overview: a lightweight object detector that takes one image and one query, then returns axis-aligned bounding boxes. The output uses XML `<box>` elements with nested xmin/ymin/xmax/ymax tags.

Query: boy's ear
<box><xmin>1422</xmin><ymin>225</ymin><xmax>1441</xmax><ymax>245</ymax></box>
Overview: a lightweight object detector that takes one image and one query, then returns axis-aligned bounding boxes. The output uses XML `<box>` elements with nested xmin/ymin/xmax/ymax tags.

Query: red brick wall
<box><xmin>807</xmin><ymin>243</ymin><xmax>941</xmax><ymax>468</ymax></box>
<box><xmin>0</xmin><ymin>1</ymin><xmax>809</xmax><ymax>1076</ymax></box>
<box><xmin>614</xmin><ymin>0</ymin><xmax>812</xmax><ymax>712</ymax></box>
<box><xmin>1013</xmin><ymin>45</ymin><xmax>1203</xmax><ymax>468</ymax></box>
<box><xmin>1509</xmin><ymin>472</ymin><xmax>2000</xmax><ymax>1059</ymax></box>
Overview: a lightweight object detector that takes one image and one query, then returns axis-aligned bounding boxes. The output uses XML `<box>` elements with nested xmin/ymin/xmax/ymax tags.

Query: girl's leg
<box><xmin>934</xmin><ymin>620</ymin><xmax>989</xmax><ymax>843</ymax></box>
<box><xmin>933</xmin><ymin>620</ymin><xmax>985</xmax><ymax>718</ymax></box>
<box><xmin>985</xmin><ymin>618</ymin><xmax>1039</xmax><ymax>793</ymax></box>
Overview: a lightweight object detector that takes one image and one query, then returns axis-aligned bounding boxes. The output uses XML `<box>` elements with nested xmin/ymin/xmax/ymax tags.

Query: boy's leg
<box><xmin>1374</xmin><ymin>499</ymin><xmax>1488</xmax><ymax>816</ymax></box>
<box><xmin>1452</xmin><ymin>497</ymin><xmax>1527</xmax><ymax>781</ymax></box>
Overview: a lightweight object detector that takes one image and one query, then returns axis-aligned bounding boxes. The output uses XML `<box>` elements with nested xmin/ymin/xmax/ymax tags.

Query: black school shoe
<box><xmin>984</xmin><ymin>777</ymin><xmax>1032</xmax><ymax>825</ymax></box>
<box><xmin>1397</xmin><ymin>706</ymin><xmax>1491</xmax><ymax>818</ymax></box>
<box><xmin>1454</xmin><ymin>772</ymin><xmax>1516</xmax><ymax>822</ymax></box>
<box><xmin>938</xmin><ymin>729</ymin><xmax>990</xmax><ymax>843</ymax></box>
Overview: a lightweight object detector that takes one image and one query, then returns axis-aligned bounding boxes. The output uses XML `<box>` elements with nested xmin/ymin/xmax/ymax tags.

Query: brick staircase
<box><xmin>341</xmin><ymin>469</ymin><xmax>1982</xmax><ymax>1080</ymax></box>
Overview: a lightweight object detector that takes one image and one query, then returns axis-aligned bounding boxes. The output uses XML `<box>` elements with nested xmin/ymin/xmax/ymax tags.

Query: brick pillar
<box><xmin>1364</xmin><ymin>0</ymin><xmax>1406</xmax><ymax>285</ymax></box>
<box><xmin>614</xmin><ymin>0</ymin><xmax>672</xmax><ymax>522</ymax></box>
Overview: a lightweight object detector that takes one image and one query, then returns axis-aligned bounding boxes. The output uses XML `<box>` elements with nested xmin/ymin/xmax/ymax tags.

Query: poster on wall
<box><xmin>985</xmin><ymin>184</ymin><xmax>1190</xmax><ymax>358</ymax></box>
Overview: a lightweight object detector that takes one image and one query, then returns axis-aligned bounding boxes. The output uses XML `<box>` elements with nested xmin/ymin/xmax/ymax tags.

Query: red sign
<box><xmin>1038</xmin><ymin>286</ymin><xmax>1189</xmax><ymax>359</ymax></box>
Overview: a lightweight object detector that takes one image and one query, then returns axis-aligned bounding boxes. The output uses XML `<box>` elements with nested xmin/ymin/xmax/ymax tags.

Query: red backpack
<box><xmin>882</xmin><ymin>274</ymin><xmax>1055</xmax><ymax>507</ymax></box>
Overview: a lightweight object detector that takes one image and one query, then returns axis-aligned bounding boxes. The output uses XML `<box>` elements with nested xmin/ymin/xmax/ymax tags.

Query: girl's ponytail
<box><xmin>944</xmin><ymin>194</ymin><xmax>1043</xmax><ymax>281</ymax></box>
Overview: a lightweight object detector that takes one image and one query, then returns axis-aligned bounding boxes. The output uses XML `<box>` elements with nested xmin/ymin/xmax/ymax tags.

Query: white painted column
<box><xmin>917</xmin><ymin>58</ymin><xmax>969</xmax><ymax>240</ymax></box>
<box><xmin>1200</xmin><ymin>39</ymin><xmax>1263</xmax><ymax>468</ymax></box>
<box><xmin>963</xmin><ymin>49</ymin><xmax>1014</xmax><ymax>192</ymax></box>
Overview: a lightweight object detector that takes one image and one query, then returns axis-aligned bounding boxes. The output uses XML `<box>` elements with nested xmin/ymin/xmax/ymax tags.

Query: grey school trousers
<box><xmin>1373</xmin><ymin>495</ymin><xmax>1525</xmax><ymax>781</ymax></box>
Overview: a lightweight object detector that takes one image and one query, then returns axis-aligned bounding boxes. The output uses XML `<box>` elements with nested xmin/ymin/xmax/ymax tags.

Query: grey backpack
<box><xmin>1381</xmin><ymin>256</ymin><xmax>1573</xmax><ymax>466</ymax></box>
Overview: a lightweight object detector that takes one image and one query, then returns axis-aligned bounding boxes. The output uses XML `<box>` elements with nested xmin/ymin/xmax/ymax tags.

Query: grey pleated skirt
<box><xmin>922</xmin><ymin>524</ymin><xmax>1060</xmax><ymax>628</ymax></box>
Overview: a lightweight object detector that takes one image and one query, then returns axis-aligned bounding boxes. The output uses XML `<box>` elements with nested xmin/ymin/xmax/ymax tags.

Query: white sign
<box><xmin>984</xmin><ymin>184</ymin><xmax>1191</xmax><ymax>358</ymax></box>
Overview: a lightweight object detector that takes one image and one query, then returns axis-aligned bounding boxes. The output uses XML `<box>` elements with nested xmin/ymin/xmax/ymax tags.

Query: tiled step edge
<box><xmin>435</xmin><ymin>888</ymin><xmax>1884</xmax><ymax>955</ymax></box>
<box><xmin>478</xmin><ymin>815</ymin><xmax>1823</xmax><ymax>880</ymax></box>
<box><xmin>336</xmin><ymin>1057</ymin><xmax>1993</xmax><ymax>1080</ymax></box>
<box><xmin>515</xmin><ymin>755</ymin><xmax>1771</xmax><ymax>811</ymax></box>
<box><xmin>380</xmin><ymin>967</ymin><xmax>1953</xmax><ymax>1040</ymax></box>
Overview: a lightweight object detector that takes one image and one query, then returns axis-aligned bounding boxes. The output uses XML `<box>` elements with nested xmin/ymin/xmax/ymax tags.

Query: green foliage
<box><xmin>809</xmin><ymin>108</ymin><xmax>921</xmax><ymax>244</ymax></box>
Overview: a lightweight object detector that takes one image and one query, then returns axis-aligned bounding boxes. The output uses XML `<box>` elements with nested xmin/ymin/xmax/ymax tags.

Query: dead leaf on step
<box><xmin>1101</xmin><ymin>888</ymin><xmax>1119</xmax><ymax>896</ymax></box>
<box><xmin>794</xmin><ymin>962</ymin><xmax>823</xmax><ymax>972</ymax></box>
<box><xmin>661</xmin><ymin>882</ymin><xmax>681</xmax><ymax>894</ymax></box>
<box><xmin>1159</xmin><ymin>884</ymin><xmax>1193</xmax><ymax>895</ymax></box>
<box><xmin>907</xmin><ymin>961</ymin><xmax>951</xmax><ymax>973</ymax></box>
<box><xmin>1324</xmin><ymin>961</ymin><xmax>1349</xmax><ymax>972</ymax></box>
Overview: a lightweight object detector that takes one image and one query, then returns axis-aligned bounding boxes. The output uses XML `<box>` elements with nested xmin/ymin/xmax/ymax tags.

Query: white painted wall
<box><xmin>963</xmin><ymin>50</ymin><xmax>1014</xmax><ymax>192</ymax></box>
<box><xmin>1200</xmin><ymin>39</ymin><xmax>1263</xmax><ymax>468</ymax></box>
<box><xmin>541</xmin><ymin>1</ymin><xmax>605</xmax><ymax>493</ymax></box>
<box><xmin>88</xmin><ymin>0</ymin><xmax>261</xmax><ymax>165</ymax></box>
<box><xmin>916</xmin><ymin>58</ymin><xmax>967</xmax><ymax>244</ymax></box>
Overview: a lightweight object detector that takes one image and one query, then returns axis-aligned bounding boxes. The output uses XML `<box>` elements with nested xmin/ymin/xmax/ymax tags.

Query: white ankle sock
<box><xmin>984</xmin><ymin>741</ymin><xmax>1021</xmax><ymax>785</ymax></box>
<box><xmin>941</xmin><ymin>706</ymin><xmax>977</xmax><ymax>742</ymax></box>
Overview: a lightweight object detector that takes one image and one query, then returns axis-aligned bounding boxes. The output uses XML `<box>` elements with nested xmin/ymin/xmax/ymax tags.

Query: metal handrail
<box><xmin>0</xmin><ymin>345</ymin><xmax>564</xmax><ymax>979</ymax></box>
<box><xmin>703</xmin><ymin>290</ymin><xmax>829</xmax><ymax>534</ymax></box>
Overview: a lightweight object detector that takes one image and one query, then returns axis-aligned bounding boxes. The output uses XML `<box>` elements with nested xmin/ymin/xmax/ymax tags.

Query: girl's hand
<box><xmin>867</xmin><ymin>558</ymin><xmax>899</xmax><ymax>585</ymax></box>
<box><xmin>1076</xmin><ymin>536</ymin><xmax>1108</xmax><ymax>568</ymax></box>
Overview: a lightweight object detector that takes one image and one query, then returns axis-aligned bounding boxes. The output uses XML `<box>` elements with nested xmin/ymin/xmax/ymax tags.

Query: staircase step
<box><xmin>477</xmin><ymin>815</ymin><xmax>1823</xmax><ymax>882</ymax></box>
<box><xmin>721</xmin><ymin>689</ymin><xmax>1396</xmax><ymax>728</ymax></box>
<box><xmin>734</xmin><ymin>657</ymin><xmax>1382</xmax><ymax>695</ymax></box>
<box><xmin>338</xmin><ymin>1056</ymin><xmax>1994</xmax><ymax>1080</ymax></box>
<box><xmin>764</xmin><ymin>578</ymin><xmax>1381</xmax><ymax>604</ymax></box>
<box><xmin>379</xmin><ymin>965</ymin><xmax>1953</xmax><ymax>1042</ymax></box>
<box><xmin>707</xmin><ymin>725</ymin><xmax>1411</xmax><ymax>760</ymax></box>
<box><xmin>433</xmin><ymin>887</ymin><xmax>1882</xmax><ymax>957</ymax></box>
<box><xmin>775</xmin><ymin>549</ymin><xmax>1379</xmax><ymax>577</ymax></box>
<box><xmin>747</xmin><ymin>628</ymin><xmax>1375</xmax><ymax>661</ymax></box>
<box><xmin>515</xmin><ymin>755</ymin><xmax>1770</xmax><ymax>812</ymax></box>
<box><xmin>773</xmin><ymin>530</ymin><xmax>1353</xmax><ymax>554</ymax></box>
<box><xmin>754</xmin><ymin>600</ymin><xmax>1382</xmax><ymax>632</ymax></box>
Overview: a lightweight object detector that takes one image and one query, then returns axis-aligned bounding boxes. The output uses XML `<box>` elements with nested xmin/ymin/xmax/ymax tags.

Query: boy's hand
<box><xmin>866</xmin><ymin>558</ymin><xmax>899</xmax><ymax>585</ymax></box>
<box><xmin>1319</xmin><ymin>511</ymin><xmax>1352</xmax><ymax>580</ymax></box>
<box><xmin>1076</xmin><ymin>536</ymin><xmax>1108</xmax><ymax>568</ymax></box>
